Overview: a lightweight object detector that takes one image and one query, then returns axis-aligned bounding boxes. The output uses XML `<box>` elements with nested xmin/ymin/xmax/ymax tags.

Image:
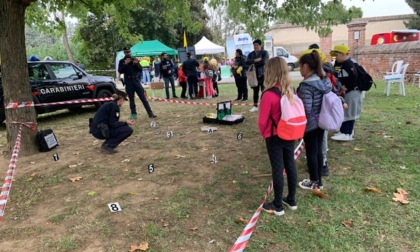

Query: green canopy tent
<box><xmin>130</xmin><ymin>40</ymin><xmax>177</xmax><ymax>57</ymax></box>
<box><xmin>115</xmin><ymin>40</ymin><xmax>177</xmax><ymax>75</ymax></box>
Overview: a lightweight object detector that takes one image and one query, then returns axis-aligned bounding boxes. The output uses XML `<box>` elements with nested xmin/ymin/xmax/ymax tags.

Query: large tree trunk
<box><xmin>0</xmin><ymin>0</ymin><xmax>38</xmax><ymax>155</ymax></box>
<box><xmin>57</xmin><ymin>11</ymin><xmax>74</xmax><ymax>62</ymax></box>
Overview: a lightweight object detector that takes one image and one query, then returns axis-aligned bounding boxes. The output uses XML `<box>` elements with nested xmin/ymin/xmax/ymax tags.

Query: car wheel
<box><xmin>287</xmin><ymin>63</ymin><xmax>295</xmax><ymax>71</ymax></box>
<box><xmin>95</xmin><ymin>89</ymin><xmax>113</xmax><ymax>109</ymax></box>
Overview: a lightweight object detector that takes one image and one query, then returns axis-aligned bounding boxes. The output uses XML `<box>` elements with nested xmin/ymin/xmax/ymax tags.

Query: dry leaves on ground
<box><xmin>342</xmin><ymin>220</ymin><xmax>353</xmax><ymax>228</ymax></box>
<box><xmin>69</xmin><ymin>176</ymin><xmax>82</xmax><ymax>182</ymax></box>
<box><xmin>313</xmin><ymin>189</ymin><xmax>328</xmax><ymax>199</ymax></box>
<box><xmin>392</xmin><ymin>188</ymin><xmax>409</xmax><ymax>204</ymax></box>
<box><xmin>130</xmin><ymin>242</ymin><xmax>149</xmax><ymax>252</ymax></box>
<box><xmin>190</xmin><ymin>226</ymin><xmax>199</xmax><ymax>231</ymax></box>
<box><xmin>364</xmin><ymin>187</ymin><xmax>382</xmax><ymax>193</ymax></box>
<box><xmin>235</xmin><ymin>217</ymin><xmax>248</xmax><ymax>224</ymax></box>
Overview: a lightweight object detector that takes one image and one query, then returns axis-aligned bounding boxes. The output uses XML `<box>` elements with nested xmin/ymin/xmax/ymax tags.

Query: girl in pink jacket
<box><xmin>258</xmin><ymin>57</ymin><xmax>298</xmax><ymax>216</ymax></box>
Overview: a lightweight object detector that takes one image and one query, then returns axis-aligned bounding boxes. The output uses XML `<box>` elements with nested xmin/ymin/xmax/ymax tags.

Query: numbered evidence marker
<box><xmin>237</xmin><ymin>133</ymin><xmax>243</xmax><ymax>140</ymax></box>
<box><xmin>107</xmin><ymin>202</ymin><xmax>122</xmax><ymax>212</ymax></box>
<box><xmin>53</xmin><ymin>153</ymin><xmax>59</xmax><ymax>161</ymax></box>
<box><xmin>211</xmin><ymin>154</ymin><xmax>218</xmax><ymax>164</ymax></box>
<box><xmin>208</xmin><ymin>128</ymin><xmax>214</xmax><ymax>134</ymax></box>
<box><xmin>148</xmin><ymin>163</ymin><xmax>155</xmax><ymax>174</ymax></box>
<box><xmin>166</xmin><ymin>131</ymin><xmax>174</xmax><ymax>138</ymax></box>
<box><xmin>150</xmin><ymin>121</ymin><xmax>157</xmax><ymax>128</ymax></box>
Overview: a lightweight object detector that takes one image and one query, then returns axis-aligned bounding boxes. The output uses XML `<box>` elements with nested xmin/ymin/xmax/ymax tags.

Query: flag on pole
<box><xmin>183</xmin><ymin>31</ymin><xmax>187</xmax><ymax>47</ymax></box>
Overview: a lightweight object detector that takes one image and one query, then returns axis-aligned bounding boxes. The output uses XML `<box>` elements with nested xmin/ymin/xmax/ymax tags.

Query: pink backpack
<box><xmin>267</xmin><ymin>88</ymin><xmax>307</xmax><ymax>140</ymax></box>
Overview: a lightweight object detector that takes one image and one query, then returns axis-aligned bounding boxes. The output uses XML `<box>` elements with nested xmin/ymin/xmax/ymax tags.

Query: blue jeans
<box><xmin>142</xmin><ymin>69</ymin><xmax>150</xmax><ymax>84</ymax></box>
<box><xmin>163</xmin><ymin>75</ymin><xmax>176</xmax><ymax>98</ymax></box>
<box><xmin>125</xmin><ymin>80</ymin><xmax>153</xmax><ymax>116</ymax></box>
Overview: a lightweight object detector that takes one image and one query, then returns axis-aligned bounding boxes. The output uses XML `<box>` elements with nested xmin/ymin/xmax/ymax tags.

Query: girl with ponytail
<box><xmin>297</xmin><ymin>50</ymin><xmax>332</xmax><ymax>190</ymax></box>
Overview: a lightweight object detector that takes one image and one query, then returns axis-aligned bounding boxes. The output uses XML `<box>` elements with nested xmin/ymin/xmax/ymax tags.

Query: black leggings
<box><xmin>252</xmin><ymin>75</ymin><xmax>265</xmax><ymax>106</ymax></box>
<box><xmin>265</xmin><ymin>135</ymin><xmax>297</xmax><ymax>207</ymax></box>
<box><xmin>303</xmin><ymin>128</ymin><xmax>324</xmax><ymax>185</ymax></box>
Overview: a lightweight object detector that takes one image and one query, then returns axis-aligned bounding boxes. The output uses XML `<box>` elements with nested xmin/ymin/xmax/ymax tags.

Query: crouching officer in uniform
<box><xmin>89</xmin><ymin>90</ymin><xmax>135</xmax><ymax>154</ymax></box>
<box><xmin>118</xmin><ymin>47</ymin><xmax>157</xmax><ymax>120</ymax></box>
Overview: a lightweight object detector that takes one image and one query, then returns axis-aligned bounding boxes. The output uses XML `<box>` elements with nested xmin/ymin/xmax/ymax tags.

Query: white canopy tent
<box><xmin>194</xmin><ymin>36</ymin><xmax>225</xmax><ymax>55</ymax></box>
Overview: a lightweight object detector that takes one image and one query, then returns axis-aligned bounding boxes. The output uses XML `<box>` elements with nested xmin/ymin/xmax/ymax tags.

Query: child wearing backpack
<box><xmin>297</xmin><ymin>50</ymin><xmax>333</xmax><ymax>190</ymax></box>
<box><xmin>330</xmin><ymin>45</ymin><xmax>363</xmax><ymax>142</ymax></box>
<box><xmin>258</xmin><ymin>57</ymin><xmax>298</xmax><ymax>216</ymax></box>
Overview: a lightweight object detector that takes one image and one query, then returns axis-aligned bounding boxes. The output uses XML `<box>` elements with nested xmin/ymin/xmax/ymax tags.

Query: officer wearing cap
<box><xmin>182</xmin><ymin>52</ymin><xmax>199</xmax><ymax>99</ymax></box>
<box><xmin>118</xmin><ymin>47</ymin><xmax>157</xmax><ymax>119</ymax></box>
<box><xmin>89</xmin><ymin>90</ymin><xmax>135</xmax><ymax>154</ymax></box>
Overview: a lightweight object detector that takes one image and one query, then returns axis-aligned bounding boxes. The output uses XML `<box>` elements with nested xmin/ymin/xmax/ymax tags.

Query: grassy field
<box><xmin>0</xmin><ymin>80</ymin><xmax>419</xmax><ymax>252</ymax></box>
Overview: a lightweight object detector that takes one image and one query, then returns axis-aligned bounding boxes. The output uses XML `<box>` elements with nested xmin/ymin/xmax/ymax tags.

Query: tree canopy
<box><xmin>405</xmin><ymin>0</ymin><xmax>420</xmax><ymax>29</ymax></box>
<box><xmin>211</xmin><ymin>0</ymin><xmax>362</xmax><ymax>39</ymax></box>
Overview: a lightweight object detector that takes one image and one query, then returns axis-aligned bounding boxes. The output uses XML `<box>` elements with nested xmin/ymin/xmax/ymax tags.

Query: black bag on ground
<box><xmin>36</xmin><ymin>129</ymin><xmax>59</xmax><ymax>152</ymax></box>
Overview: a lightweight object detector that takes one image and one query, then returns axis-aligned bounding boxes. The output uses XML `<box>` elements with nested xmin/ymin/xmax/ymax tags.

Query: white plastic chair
<box><xmin>384</xmin><ymin>63</ymin><xmax>409</xmax><ymax>96</ymax></box>
<box><xmin>386</xmin><ymin>60</ymin><xmax>404</xmax><ymax>75</ymax></box>
<box><xmin>412</xmin><ymin>73</ymin><xmax>420</xmax><ymax>88</ymax></box>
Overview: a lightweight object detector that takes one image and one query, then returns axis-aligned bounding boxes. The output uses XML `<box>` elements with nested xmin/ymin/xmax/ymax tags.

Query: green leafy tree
<box><xmin>211</xmin><ymin>0</ymin><xmax>362</xmax><ymax>39</ymax></box>
<box><xmin>75</xmin><ymin>14</ymin><xmax>127</xmax><ymax>70</ymax></box>
<box><xmin>405</xmin><ymin>0</ymin><xmax>420</xmax><ymax>29</ymax></box>
<box><xmin>278</xmin><ymin>0</ymin><xmax>362</xmax><ymax>37</ymax></box>
<box><xmin>210</xmin><ymin>0</ymin><xmax>278</xmax><ymax>39</ymax></box>
<box><xmin>0</xmin><ymin>0</ymin><xmax>133</xmax><ymax>154</ymax></box>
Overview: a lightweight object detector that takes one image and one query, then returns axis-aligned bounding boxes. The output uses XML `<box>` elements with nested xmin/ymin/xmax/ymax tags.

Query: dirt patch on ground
<box><xmin>0</xmin><ymin>97</ymin><xmax>272</xmax><ymax>251</ymax></box>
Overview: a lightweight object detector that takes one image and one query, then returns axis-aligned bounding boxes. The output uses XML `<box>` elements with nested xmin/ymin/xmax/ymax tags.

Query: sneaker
<box><xmin>331</xmin><ymin>133</ymin><xmax>352</xmax><ymax>141</ymax></box>
<box><xmin>333</xmin><ymin>132</ymin><xmax>343</xmax><ymax>136</ymax></box>
<box><xmin>301</xmin><ymin>179</ymin><xmax>324</xmax><ymax>189</ymax></box>
<box><xmin>173</xmin><ymin>95</ymin><xmax>179</xmax><ymax>98</ymax></box>
<box><xmin>101</xmin><ymin>145</ymin><xmax>118</xmax><ymax>154</ymax></box>
<box><xmin>130</xmin><ymin>114</ymin><xmax>137</xmax><ymax>120</ymax></box>
<box><xmin>322</xmin><ymin>164</ymin><xmax>330</xmax><ymax>176</ymax></box>
<box><xmin>262</xmin><ymin>202</ymin><xmax>285</xmax><ymax>216</ymax></box>
<box><xmin>149</xmin><ymin>114</ymin><xmax>157</xmax><ymax>118</ymax></box>
<box><xmin>241</xmin><ymin>98</ymin><xmax>248</xmax><ymax>102</ymax></box>
<box><xmin>234</xmin><ymin>98</ymin><xmax>241</xmax><ymax>101</ymax></box>
<box><xmin>282</xmin><ymin>197</ymin><xmax>297</xmax><ymax>210</ymax></box>
<box><xmin>181</xmin><ymin>96</ymin><xmax>187</xmax><ymax>99</ymax></box>
<box><xmin>299</xmin><ymin>179</ymin><xmax>317</xmax><ymax>190</ymax></box>
<box><xmin>249</xmin><ymin>106</ymin><xmax>258</xmax><ymax>112</ymax></box>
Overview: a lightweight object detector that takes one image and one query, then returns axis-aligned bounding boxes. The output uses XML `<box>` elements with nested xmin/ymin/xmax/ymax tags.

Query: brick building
<box><xmin>267</xmin><ymin>14</ymin><xmax>420</xmax><ymax>79</ymax></box>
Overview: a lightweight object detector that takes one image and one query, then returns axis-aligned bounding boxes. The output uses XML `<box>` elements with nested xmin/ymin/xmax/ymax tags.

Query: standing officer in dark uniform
<box><xmin>118</xmin><ymin>47</ymin><xmax>157</xmax><ymax>119</ymax></box>
<box><xmin>182</xmin><ymin>52</ymin><xmax>199</xmax><ymax>99</ymax></box>
<box><xmin>89</xmin><ymin>90</ymin><xmax>134</xmax><ymax>154</ymax></box>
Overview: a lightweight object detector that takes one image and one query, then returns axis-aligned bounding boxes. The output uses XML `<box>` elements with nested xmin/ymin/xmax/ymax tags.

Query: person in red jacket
<box><xmin>258</xmin><ymin>57</ymin><xmax>298</xmax><ymax>216</ymax></box>
<box><xmin>177</xmin><ymin>64</ymin><xmax>188</xmax><ymax>99</ymax></box>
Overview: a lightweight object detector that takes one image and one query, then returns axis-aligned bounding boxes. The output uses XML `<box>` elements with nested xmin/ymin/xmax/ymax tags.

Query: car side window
<box><xmin>276</xmin><ymin>48</ymin><xmax>287</xmax><ymax>57</ymax></box>
<box><xmin>29</xmin><ymin>64</ymin><xmax>51</xmax><ymax>80</ymax></box>
<box><xmin>50</xmin><ymin>63</ymin><xmax>79</xmax><ymax>79</ymax></box>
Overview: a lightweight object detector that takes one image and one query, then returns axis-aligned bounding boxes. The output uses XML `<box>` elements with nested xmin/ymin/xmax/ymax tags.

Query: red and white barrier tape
<box><xmin>147</xmin><ymin>96</ymin><xmax>253</xmax><ymax>106</ymax></box>
<box><xmin>229</xmin><ymin>139</ymin><xmax>305</xmax><ymax>252</ymax></box>
<box><xmin>5</xmin><ymin>97</ymin><xmax>113</xmax><ymax>109</ymax></box>
<box><xmin>0</xmin><ymin>124</ymin><xmax>24</xmax><ymax>221</ymax></box>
